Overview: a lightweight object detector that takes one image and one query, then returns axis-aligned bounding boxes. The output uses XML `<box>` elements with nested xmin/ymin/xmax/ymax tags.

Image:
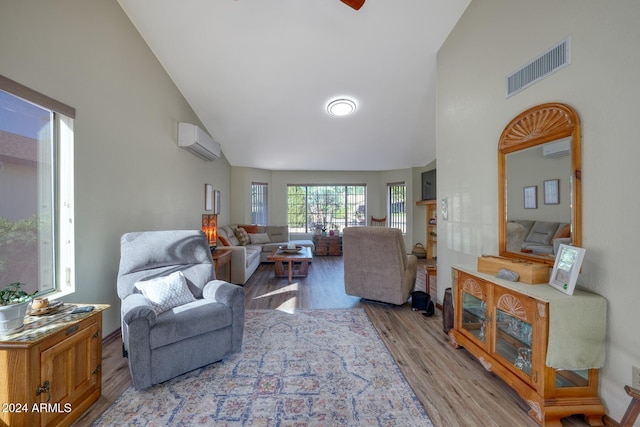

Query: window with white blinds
<box><xmin>387</xmin><ymin>182</ymin><xmax>406</xmax><ymax>233</ymax></box>
<box><xmin>251</xmin><ymin>182</ymin><xmax>268</xmax><ymax>225</ymax></box>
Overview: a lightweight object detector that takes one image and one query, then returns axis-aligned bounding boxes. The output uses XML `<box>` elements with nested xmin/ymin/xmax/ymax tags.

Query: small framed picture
<box><xmin>544</xmin><ymin>179</ymin><xmax>559</xmax><ymax>205</ymax></box>
<box><xmin>204</xmin><ymin>184</ymin><xmax>213</xmax><ymax>211</ymax></box>
<box><xmin>524</xmin><ymin>185</ymin><xmax>537</xmax><ymax>209</ymax></box>
<box><xmin>549</xmin><ymin>244</ymin><xmax>586</xmax><ymax>295</ymax></box>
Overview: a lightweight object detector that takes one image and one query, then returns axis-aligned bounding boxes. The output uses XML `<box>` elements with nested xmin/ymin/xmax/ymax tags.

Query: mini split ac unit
<box><xmin>178</xmin><ymin>122</ymin><xmax>221</xmax><ymax>161</ymax></box>
<box><xmin>542</xmin><ymin>137</ymin><xmax>571</xmax><ymax>158</ymax></box>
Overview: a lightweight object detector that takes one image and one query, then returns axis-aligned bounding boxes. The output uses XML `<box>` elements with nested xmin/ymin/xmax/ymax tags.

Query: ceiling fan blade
<box><xmin>340</xmin><ymin>0</ymin><xmax>365</xmax><ymax>11</ymax></box>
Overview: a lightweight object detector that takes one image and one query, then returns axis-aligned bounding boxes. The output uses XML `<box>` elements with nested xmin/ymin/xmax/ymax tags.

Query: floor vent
<box><xmin>506</xmin><ymin>37</ymin><xmax>571</xmax><ymax>98</ymax></box>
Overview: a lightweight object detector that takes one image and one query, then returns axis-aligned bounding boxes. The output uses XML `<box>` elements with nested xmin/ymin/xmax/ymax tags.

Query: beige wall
<box><xmin>437</xmin><ymin>0</ymin><xmax>640</xmax><ymax>419</ymax></box>
<box><xmin>230</xmin><ymin>167</ymin><xmax>424</xmax><ymax>249</ymax></box>
<box><xmin>0</xmin><ymin>0</ymin><xmax>231</xmax><ymax>336</ymax></box>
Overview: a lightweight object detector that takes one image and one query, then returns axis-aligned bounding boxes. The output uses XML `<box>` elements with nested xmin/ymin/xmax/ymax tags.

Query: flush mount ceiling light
<box><xmin>327</xmin><ymin>98</ymin><xmax>356</xmax><ymax>116</ymax></box>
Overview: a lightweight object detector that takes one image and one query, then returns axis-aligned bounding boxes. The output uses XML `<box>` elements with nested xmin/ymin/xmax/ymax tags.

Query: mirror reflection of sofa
<box><xmin>507</xmin><ymin>220</ymin><xmax>571</xmax><ymax>255</ymax></box>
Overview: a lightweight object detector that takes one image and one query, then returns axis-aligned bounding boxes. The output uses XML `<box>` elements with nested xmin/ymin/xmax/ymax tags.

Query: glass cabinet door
<box><xmin>493</xmin><ymin>292</ymin><xmax>534</xmax><ymax>377</ymax></box>
<box><xmin>462</xmin><ymin>291</ymin><xmax>487</xmax><ymax>342</ymax></box>
<box><xmin>459</xmin><ymin>276</ymin><xmax>488</xmax><ymax>345</ymax></box>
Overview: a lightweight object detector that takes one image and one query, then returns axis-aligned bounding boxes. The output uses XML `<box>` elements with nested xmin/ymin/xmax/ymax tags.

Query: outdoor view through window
<box><xmin>0</xmin><ymin>87</ymin><xmax>73</xmax><ymax>296</ymax></box>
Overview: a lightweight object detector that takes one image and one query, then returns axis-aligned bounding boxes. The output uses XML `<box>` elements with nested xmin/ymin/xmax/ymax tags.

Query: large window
<box><xmin>287</xmin><ymin>185</ymin><xmax>366</xmax><ymax>233</ymax></box>
<box><xmin>0</xmin><ymin>75</ymin><xmax>75</xmax><ymax>297</ymax></box>
<box><xmin>251</xmin><ymin>182</ymin><xmax>268</xmax><ymax>225</ymax></box>
<box><xmin>387</xmin><ymin>182</ymin><xmax>406</xmax><ymax>233</ymax></box>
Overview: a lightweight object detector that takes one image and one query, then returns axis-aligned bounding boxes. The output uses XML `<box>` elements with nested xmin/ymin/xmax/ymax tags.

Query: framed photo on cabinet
<box><xmin>549</xmin><ymin>244</ymin><xmax>586</xmax><ymax>295</ymax></box>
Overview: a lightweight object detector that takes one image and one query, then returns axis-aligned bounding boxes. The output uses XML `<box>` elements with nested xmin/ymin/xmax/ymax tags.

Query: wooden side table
<box><xmin>212</xmin><ymin>248</ymin><xmax>232</xmax><ymax>282</ymax></box>
<box><xmin>0</xmin><ymin>304</ymin><xmax>109</xmax><ymax>427</ymax></box>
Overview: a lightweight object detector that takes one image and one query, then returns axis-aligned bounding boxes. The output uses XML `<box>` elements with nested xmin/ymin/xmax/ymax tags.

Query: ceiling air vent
<box><xmin>506</xmin><ymin>37</ymin><xmax>571</xmax><ymax>98</ymax></box>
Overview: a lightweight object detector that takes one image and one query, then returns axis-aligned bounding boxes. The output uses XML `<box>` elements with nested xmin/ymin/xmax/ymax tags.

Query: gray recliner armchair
<box><xmin>343</xmin><ymin>226</ymin><xmax>417</xmax><ymax>305</ymax></box>
<box><xmin>117</xmin><ymin>230</ymin><xmax>245</xmax><ymax>390</ymax></box>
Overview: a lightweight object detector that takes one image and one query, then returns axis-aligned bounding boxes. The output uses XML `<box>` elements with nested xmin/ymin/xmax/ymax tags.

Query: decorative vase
<box><xmin>0</xmin><ymin>301</ymin><xmax>29</xmax><ymax>333</ymax></box>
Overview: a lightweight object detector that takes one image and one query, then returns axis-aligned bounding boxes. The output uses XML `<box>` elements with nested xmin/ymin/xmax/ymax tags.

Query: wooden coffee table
<box><xmin>267</xmin><ymin>246</ymin><xmax>312</xmax><ymax>283</ymax></box>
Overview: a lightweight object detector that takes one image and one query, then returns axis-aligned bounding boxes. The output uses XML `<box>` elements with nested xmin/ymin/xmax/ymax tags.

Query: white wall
<box><xmin>437</xmin><ymin>0</ymin><xmax>640</xmax><ymax>420</ymax></box>
<box><xmin>0</xmin><ymin>0</ymin><xmax>232</xmax><ymax>336</ymax></box>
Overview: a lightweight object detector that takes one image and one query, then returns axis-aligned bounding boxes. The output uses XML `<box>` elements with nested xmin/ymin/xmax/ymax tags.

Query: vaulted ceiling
<box><xmin>117</xmin><ymin>0</ymin><xmax>469</xmax><ymax>171</ymax></box>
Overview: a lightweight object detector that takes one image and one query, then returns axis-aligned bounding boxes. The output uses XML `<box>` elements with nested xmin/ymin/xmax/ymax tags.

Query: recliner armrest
<box><xmin>121</xmin><ymin>293</ymin><xmax>157</xmax><ymax>326</ymax></box>
<box><xmin>202</xmin><ymin>280</ymin><xmax>245</xmax><ymax>305</ymax></box>
<box><xmin>203</xmin><ymin>280</ymin><xmax>246</xmax><ymax>352</ymax></box>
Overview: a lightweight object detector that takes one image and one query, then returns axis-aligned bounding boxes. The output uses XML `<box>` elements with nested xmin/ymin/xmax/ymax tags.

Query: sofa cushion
<box><xmin>218</xmin><ymin>225</ymin><xmax>240</xmax><ymax>246</ymax></box>
<box><xmin>134</xmin><ymin>271</ymin><xmax>196</xmax><ymax>314</ymax></box>
<box><xmin>245</xmin><ymin>247</ymin><xmax>261</xmax><ymax>267</ymax></box>
<box><xmin>234</xmin><ymin>227</ymin><xmax>251</xmax><ymax>245</ymax></box>
<box><xmin>149</xmin><ymin>298</ymin><xmax>232</xmax><ymax>349</ymax></box>
<box><xmin>249</xmin><ymin>232</ymin><xmax>271</xmax><ymax>244</ymax></box>
<box><xmin>266</xmin><ymin>226</ymin><xmax>289</xmax><ymax>243</ymax></box>
<box><xmin>218</xmin><ymin>235</ymin><xmax>231</xmax><ymax>246</ymax></box>
<box><xmin>525</xmin><ymin>221</ymin><xmax>561</xmax><ymax>245</ymax></box>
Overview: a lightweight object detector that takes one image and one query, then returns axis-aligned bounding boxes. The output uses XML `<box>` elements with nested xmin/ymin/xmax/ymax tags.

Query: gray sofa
<box><xmin>217</xmin><ymin>225</ymin><xmax>314</xmax><ymax>284</ymax></box>
<box><xmin>507</xmin><ymin>220</ymin><xmax>571</xmax><ymax>255</ymax></box>
<box><xmin>117</xmin><ymin>230</ymin><xmax>245</xmax><ymax>390</ymax></box>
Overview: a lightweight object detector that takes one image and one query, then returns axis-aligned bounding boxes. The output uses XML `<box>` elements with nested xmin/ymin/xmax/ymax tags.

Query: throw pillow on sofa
<box><xmin>249</xmin><ymin>233</ymin><xmax>271</xmax><ymax>245</ymax></box>
<box><xmin>234</xmin><ymin>227</ymin><xmax>251</xmax><ymax>245</ymax></box>
<box><xmin>238</xmin><ymin>224</ymin><xmax>260</xmax><ymax>234</ymax></box>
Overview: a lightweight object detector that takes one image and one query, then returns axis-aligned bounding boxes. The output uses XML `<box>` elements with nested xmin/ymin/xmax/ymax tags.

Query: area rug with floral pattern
<box><xmin>94</xmin><ymin>309</ymin><xmax>433</xmax><ymax>426</ymax></box>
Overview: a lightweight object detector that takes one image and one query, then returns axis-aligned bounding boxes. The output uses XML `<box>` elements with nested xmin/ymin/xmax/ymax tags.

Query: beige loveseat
<box><xmin>342</xmin><ymin>226</ymin><xmax>417</xmax><ymax>305</ymax></box>
<box><xmin>217</xmin><ymin>225</ymin><xmax>314</xmax><ymax>284</ymax></box>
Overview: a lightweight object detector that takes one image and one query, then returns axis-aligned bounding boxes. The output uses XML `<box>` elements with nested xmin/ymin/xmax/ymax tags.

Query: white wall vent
<box><xmin>506</xmin><ymin>37</ymin><xmax>571</xmax><ymax>98</ymax></box>
<box><xmin>542</xmin><ymin>137</ymin><xmax>571</xmax><ymax>158</ymax></box>
<box><xmin>178</xmin><ymin>122</ymin><xmax>221</xmax><ymax>161</ymax></box>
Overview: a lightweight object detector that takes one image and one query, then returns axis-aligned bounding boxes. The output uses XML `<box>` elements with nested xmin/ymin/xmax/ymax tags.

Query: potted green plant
<box><xmin>0</xmin><ymin>282</ymin><xmax>37</xmax><ymax>333</ymax></box>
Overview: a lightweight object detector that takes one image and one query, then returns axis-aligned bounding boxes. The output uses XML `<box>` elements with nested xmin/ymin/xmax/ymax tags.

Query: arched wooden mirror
<box><xmin>498</xmin><ymin>103</ymin><xmax>581</xmax><ymax>266</ymax></box>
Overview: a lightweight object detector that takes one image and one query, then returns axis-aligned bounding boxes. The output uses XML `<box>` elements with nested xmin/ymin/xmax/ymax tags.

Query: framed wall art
<box><xmin>524</xmin><ymin>185</ymin><xmax>537</xmax><ymax>209</ymax></box>
<box><xmin>204</xmin><ymin>184</ymin><xmax>213</xmax><ymax>211</ymax></box>
<box><xmin>544</xmin><ymin>179</ymin><xmax>559</xmax><ymax>205</ymax></box>
<box><xmin>213</xmin><ymin>190</ymin><xmax>220</xmax><ymax>215</ymax></box>
<box><xmin>549</xmin><ymin>244</ymin><xmax>586</xmax><ymax>295</ymax></box>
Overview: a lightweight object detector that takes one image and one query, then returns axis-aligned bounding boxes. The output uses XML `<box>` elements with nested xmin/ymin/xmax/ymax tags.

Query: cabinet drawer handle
<box><xmin>65</xmin><ymin>325</ymin><xmax>79</xmax><ymax>336</ymax></box>
<box><xmin>36</xmin><ymin>380</ymin><xmax>50</xmax><ymax>402</ymax></box>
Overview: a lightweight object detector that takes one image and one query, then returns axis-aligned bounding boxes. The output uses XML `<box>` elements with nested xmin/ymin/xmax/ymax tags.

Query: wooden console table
<box><xmin>0</xmin><ymin>304</ymin><xmax>109</xmax><ymax>427</ymax></box>
<box><xmin>449</xmin><ymin>266</ymin><xmax>605</xmax><ymax>426</ymax></box>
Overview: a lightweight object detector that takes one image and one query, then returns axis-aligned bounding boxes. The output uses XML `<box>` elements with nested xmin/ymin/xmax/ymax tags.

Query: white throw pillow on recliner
<box><xmin>134</xmin><ymin>271</ymin><xmax>196</xmax><ymax>314</ymax></box>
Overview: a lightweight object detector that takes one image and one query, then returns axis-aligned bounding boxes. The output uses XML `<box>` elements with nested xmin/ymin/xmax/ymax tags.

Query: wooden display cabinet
<box><xmin>416</xmin><ymin>200</ymin><xmax>437</xmax><ymax>301</ymax></box>
<box><xmin>0</xmin><ymin>304</ymin><xmax>108</xmax><ymax>427</ymax></box>
<box><xmin>416</xmin><ymin>199</ymin><xmax>437</xmax><ymax>261</ymax></box>
<box><xmin>449</xmin><ymin>267</ymin><xmax>605</xmax><ymax>426</ymax></box>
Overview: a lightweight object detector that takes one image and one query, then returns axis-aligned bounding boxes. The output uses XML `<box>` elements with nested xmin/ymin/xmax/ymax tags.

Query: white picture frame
<box><xmin>549</xmin><ymin>244</ymin><xmax>586</xmax><ymax>295</ymax></box>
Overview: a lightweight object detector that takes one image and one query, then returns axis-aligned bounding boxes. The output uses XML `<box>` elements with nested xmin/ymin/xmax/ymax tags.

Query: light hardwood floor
<box><xmin>72</xmin><ymin>256</ymin><xmax>591</xmax><ymax>427</ymax></box>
